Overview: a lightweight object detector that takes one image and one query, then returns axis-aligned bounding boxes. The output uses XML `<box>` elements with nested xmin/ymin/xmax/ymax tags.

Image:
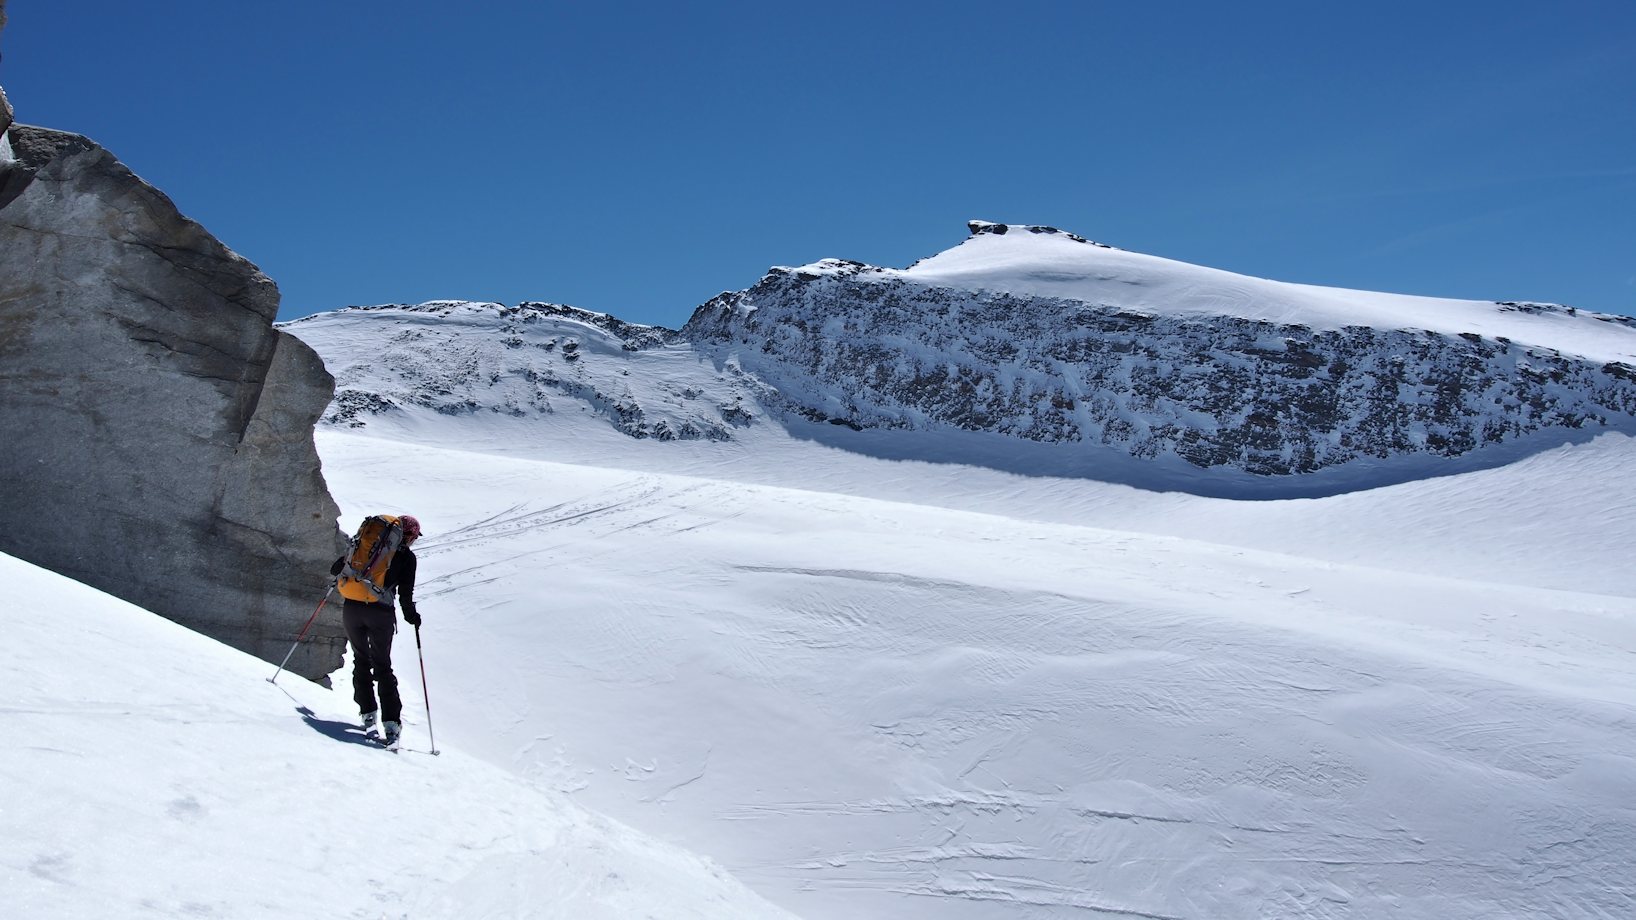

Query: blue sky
<box><xmin>3</xmin><ymin>1</ymin><xmax>1632</xmax><ymax>325</ymax></box>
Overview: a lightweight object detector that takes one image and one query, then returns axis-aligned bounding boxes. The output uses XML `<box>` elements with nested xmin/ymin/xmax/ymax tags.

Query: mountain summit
<box><xmin>855</xmin><ymin>220</ymin><xmax>1635</xmax><ymax>355</ymax></box>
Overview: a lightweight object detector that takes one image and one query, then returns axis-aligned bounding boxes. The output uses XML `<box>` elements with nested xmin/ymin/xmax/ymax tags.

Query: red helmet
<box><xmin>399</xmin><ymin>515</ymin><xmax>422</xmax><ymax>538</ymax></box>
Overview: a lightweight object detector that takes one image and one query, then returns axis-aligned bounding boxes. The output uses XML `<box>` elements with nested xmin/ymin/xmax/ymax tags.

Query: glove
<box><xmin>404</xmin><ymin>610</ymin><xmax>422</xmax><ymax>627</ymax></box>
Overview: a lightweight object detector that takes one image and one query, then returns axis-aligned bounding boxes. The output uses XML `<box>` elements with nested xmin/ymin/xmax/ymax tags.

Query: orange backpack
<box><xmin>337</xmin><ymin>515</ymin><xmax>405</xmax><ymax>603</ymax></box>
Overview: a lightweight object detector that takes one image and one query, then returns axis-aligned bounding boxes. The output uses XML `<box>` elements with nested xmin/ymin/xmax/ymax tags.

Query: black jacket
<box><xmin>331</xmin><ymin>545</ymin><xmax>418</xmax><ymax>617</ymax></box>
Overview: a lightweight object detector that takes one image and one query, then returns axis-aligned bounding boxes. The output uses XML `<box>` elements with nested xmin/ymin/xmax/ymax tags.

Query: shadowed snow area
<box><xmin>0</xmin><ymin>553</ymin><xmax>798</xmax><ymax>920</ymax></box>
<box><xmin>311</xmin><ymin>419</ymin><xmax>1636</xmax><ymax>920</ymax></box>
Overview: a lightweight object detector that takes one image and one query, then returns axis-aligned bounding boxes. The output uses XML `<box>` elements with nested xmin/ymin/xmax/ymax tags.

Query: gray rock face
<box><xmin>0</xmin><ymin>124</ymin><xmax>346</xmax><ymax>679</ymax></box>
<box><xmin>685</xmin><ymin>267</ymin><xmax>1636</xmax><ymax>477</ymax></box>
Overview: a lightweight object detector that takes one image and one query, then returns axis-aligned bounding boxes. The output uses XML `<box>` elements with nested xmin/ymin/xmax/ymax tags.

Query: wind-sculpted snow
<box><xmin>315</xmin><ymin>430</ymin><xmax>1636</xmax><ymax>920</ymax></box>
<box><xmin>284</xmin><ymin>300</ymin><xmax>761</xmax><ymax>443</ymax></box>
<box><xmin>684</xmin><ymin>245</ymin><xmax>1636</xmax><ymax>476</ymax></box>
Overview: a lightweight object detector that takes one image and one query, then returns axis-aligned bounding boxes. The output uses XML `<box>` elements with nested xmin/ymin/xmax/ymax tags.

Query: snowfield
<box><xmin>0</xmin><ymin>551</ymin><xmax>798</xmax><ymax>920</ymax></box>
<box><xmin>10</xmin><ymin>380</ymin><xmax>1636</xmax><ymax>920</ymax></box>
<box><xmin>303</xmin><ymin>409</ymin><xmax>1636</xmax><ymax>920</ymax></box>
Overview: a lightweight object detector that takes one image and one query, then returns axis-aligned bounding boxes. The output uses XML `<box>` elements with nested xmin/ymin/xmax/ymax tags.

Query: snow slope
<box><xmin>886</xmin><ymin>222</ymin><xmax>1636</xmax><ymax>363</ymax></box>
<box><xmin>311</xmin><ymin>422</ymin><xmax>1636</xmax><ymax>920</ymax></box>
<box><xmin>0</xmin><ymin>552</ymin><xmax>798</xmax><ymax>920</ymax></box>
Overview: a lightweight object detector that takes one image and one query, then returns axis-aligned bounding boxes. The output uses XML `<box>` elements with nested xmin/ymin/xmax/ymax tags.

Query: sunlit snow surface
<box><xmin>303</xmin><ymin>410</ymin><xmax>1636</xmax><ymax>920</ymax></box>
<box><xmin>0</xmin><ymin>553</ymin><xmax>798</xmax><ymax>920</ymax></box>
<box><xmin>873</xmin><ymin>224</ymin><xmax>1636</xmax><ymax>363</ymax></box>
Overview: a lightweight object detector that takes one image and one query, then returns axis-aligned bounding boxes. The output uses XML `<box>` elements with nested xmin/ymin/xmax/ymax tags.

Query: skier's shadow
<box><xmin>296</xmin><ymin>706</ymin><xmax>378</xmax><ymax>747</ymax></box>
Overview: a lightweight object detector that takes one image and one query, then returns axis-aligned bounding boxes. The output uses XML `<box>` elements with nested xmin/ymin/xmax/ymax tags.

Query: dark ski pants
<box><xmin>342</xmin><ymin>600</ymin><xmax>402</xmax><ymax>723</ymax></box>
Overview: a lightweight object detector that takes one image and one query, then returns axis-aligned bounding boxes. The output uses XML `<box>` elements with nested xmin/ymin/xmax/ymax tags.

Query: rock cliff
<box><xmin>0</xmin><ymin>118</ymin><xmax>345</xmax><ymax>679</ymax></box>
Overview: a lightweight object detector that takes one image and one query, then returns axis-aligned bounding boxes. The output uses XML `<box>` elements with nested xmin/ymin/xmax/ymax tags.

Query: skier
<box><xmin>330</xmin><ymin>514</ymin><xmax>423</xmax><ymax>746</ymax></box>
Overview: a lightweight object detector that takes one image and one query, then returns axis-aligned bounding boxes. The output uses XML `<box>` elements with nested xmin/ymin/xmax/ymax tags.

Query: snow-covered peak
<box><xmin>784</xmin><ymin>222</ymin><xmax>1636</xmax><ymax>363</ymax></box>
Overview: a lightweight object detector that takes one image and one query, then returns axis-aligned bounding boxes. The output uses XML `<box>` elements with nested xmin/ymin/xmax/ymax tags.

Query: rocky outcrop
<box><xmin>684</xmin><ymin>261</ymin><xmax>1636</xmax><ymax>477</ymax></box>
<box><xmin>0</xmin><ymin>122</ymin><xmax>346</xmax><ymax>679</ymax></box>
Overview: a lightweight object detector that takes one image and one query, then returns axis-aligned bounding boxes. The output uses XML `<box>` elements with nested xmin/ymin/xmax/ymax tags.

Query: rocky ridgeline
<box><xmin>289</xmin><ymin>301</ymin><xmax>756</xmax><ymax>443</ymax></box>
<box><xmin>683</xmin><ymin>232</ymin><xmax>1636</xmax><ymax>476</ymax></box>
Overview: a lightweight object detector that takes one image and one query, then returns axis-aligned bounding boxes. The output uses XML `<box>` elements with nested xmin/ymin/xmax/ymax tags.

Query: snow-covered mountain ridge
<box><xmin>291</xmin><ymin>299</ymin><xmax>757</xmax><ymax>443</ymax></box>
<box><xmin>285</xmin><ymin>222</ymin><xmax>1636</xmax><ymax>481</ymax></box>
<box><xmin>829</xmin><ymin>221</ymin><xmax>1636</xmax><ymax>355</ymax></box>
<box><xmin>686</xmin><ymin>222</ymin><xmax>1636</xmax><ymax>477</ymax></box>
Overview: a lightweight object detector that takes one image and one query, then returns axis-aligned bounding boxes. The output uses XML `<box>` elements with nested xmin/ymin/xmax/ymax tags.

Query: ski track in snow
<box><xmin>315</xmin><ymin>428</ymin><xmax>1636</xmax><ymax>920</ymax></box>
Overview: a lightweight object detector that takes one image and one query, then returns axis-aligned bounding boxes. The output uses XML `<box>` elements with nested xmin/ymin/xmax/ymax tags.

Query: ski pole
<box><xmin>414</xmin><ymin>624</ymin><xmax>440</xmax><ymax>755</ymax></box>
<box><xmin>268</xmin><ymin>583</ymin><xmax>335</xmax><ymax>684</ymax></box>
